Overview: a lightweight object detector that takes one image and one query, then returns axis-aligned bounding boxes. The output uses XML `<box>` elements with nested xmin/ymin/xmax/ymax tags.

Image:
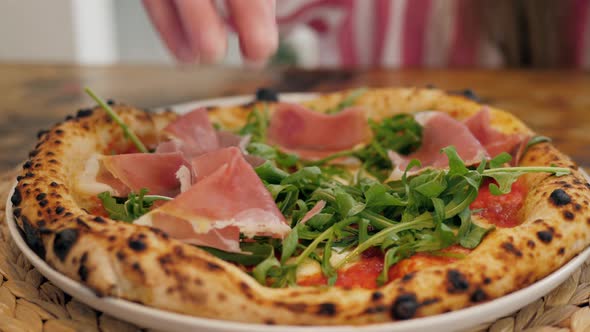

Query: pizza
<box><xmin>8</xmin><ymin>87</ymin><xmax>590</xmax><ymax>325</ymax></box>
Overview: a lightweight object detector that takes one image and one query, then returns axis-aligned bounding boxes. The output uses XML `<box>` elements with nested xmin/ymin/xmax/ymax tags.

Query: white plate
<box><xmin>5</xmin><ymin>93</ymin><xmax>590</xmax><ymax>332</ymax></box>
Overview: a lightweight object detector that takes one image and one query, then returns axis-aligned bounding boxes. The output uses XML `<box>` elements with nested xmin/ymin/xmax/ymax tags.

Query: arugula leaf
<box><xmin>489</xmin><ymin>152</ymin><xmax>512</xmax><ymax>169</ymax></box>
<box><xmin>457</xmin><ymin>209</ymin><xmax>494</xmax><ymax>249</ymax></box>
<box><xmin>247</xmin><ymin>143</ymin><xmax>299</xmax><ymax>168</ymax></box>
<box><xmin>280</xmin><ymin>225</ymin><xmax>299</xmax><ymax>263</ymax></box>
<box><xmin>98</xmin><ymin>192</ymin><xmax>132</xmax><ymax>222</ymax></box>
<box><xmin>97</xmin><ymin>189</ymin><xmax>171</xmax><ymax>222</ymax></box>
<box><xmin>85</xmin><ymin>88</ymin><xmax>148</xmax><ymax>153</ymax></box>
<box><xmin>255</xmin><ymin>161</ymin><xmax>289</xmax><ymax>184</ymax></box>
<box><xmin>200</xmin><ymin>243</ymin><xmax>274</xmax><ymax>266</ymax></box>
<box><xmin>252</xmin><ymin>247</ymin><xmax>281</xmax><ymax>284</ymax></box>
<box><xmin>523</xmin><ymin>135</ymin><xmax>551</xmax><ymax>156</ymax></box>
<box><xmin>239</xmin><ymin>106</ymin><xmax>270</xmax><ymax>143</ymax></box>
<box><xmin>325</xmin><ymin>88</ymin><xmax>367</xmax><ymax>114</ymax></box>
<box><xmin>335</xmin><ymin>190</ymin><xmax>365</xmax><ymax>217</ymax></box>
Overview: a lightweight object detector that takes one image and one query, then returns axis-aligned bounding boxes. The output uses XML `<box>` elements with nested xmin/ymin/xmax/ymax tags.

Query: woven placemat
<box><xmin>0</xmin><ymin>168</ymin><xmax>589</xmax><ymax>332</ymax></box>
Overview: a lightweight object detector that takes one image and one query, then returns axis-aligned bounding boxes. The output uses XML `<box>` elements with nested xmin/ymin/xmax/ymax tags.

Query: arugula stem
<box><xmin>85</xmin><ymin>88</ymin><xmax>148</xmax><ymax>153</ymax></box>
<box><xmin>294</xmin><ymin>227</ymin><xmax>334</xmax><ymax>266</ymax></box>
<box><xmin>334</xmin><ymin>213</ymin><xmax>434</xmax><ymax>269</ymax></box>
<box><xmin>359</xmin><ymin>210</ymin><xmax>396</xmax><ymax>229</ymax></box>
<box><xmin>143</xmin><ymin>195</ymin><xmax>173</xmax><ymax>203</ymax></box>
<box><xmin>306</xmin><ymin>150</ymin><xmax>356</xmax><ymax>166</ymax></box>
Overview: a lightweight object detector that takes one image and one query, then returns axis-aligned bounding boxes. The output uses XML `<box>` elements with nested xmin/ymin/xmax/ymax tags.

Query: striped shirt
<box><xmin>271</xmin><ymin>0</ymin><xmax>590</xmax><ymax>68</ymax></box>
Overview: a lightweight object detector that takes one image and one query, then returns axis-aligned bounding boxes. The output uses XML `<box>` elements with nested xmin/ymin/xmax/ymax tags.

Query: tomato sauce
<box><xmin>470</xmin><ymin>178</ymin><xmax>527</xmax><ymax>228</ymax></box>
<box><xmin>297</xmin><ymin>246</ymin><xmax>469</xmax><ymax>289</ymax></box>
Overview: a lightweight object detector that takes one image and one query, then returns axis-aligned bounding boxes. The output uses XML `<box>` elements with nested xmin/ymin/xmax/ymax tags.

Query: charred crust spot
<box><xmin>75</xmin><ymin>218</ymin><xmax>89</xmax><ymax>229</ymax></box>
<box><xmin>217</xmin><ymin>293</ymin><xmax>226</xmax><ymax>302</ymax></box>
<box><xmin>447</xmin><ymin>270</ymin><xmax>470</xmax><ymax>293</ymax></box>
<box><xmin>206</xmin><ymin>262</ymin><xmax>223</xmax><ymax>271</ymax></box>
<box><xmin>78</xmin><ymin>252</ymin><xmax>89</xmax><ymax>281</ymax></box>
<box><xmin>317</xmin><ymin>302</ymin><xmax>336</xmax><ymax>316</ymax></box>
<box><xmin>527</xmin><ymin>240</ymin><xmax>536</xmax><ymax>249</ymax></box>
<box><xmin>239</xmin><ymin>281</ymin><xmax>254</xmax><ymax>299</ymax></box>
<box><xmin>264</xmin><ymin>319</ymin><xmax>276</xmax><ymax>325</ymax></box>
<box><xmin>76</xmin><ymin>109</ymin><xmax>94</xmax><ymax>118</ymax></box>
<box><xmin>281</xmin><ymin>302</ymin><xmax>307</xmax><ymax>313</ymax></box>
<box><xmin>558</xmin><ymin>247</ymin><xmax>565</xmax><ymax>255</ymax></box>
<box><xmin>107</xmin><ymin>235</ymin><xmax>116</xmax><ymax>242</ymax></box>
<box><xmin>39</xmin><ymin>199</ymin><xmax>48</xmax><ymax>208</ymax></box>
<box><xmin>391</xmin><ymin>293</ymin><xmax>419</xmax><ymax>320</ymax></box>
<box><xmin>23</xmin><ymin>161</ymin><xmax>32</xmax><ymax>169</ymax></box>
<box><xmin>575</xmin><ymin>203</ymin><xmax>582</xmax><ymax>211</ymax></box>
<box><xmin>131</xmin><ymin>262</ymin><xmax>142</xmax><ymax>272</ymax></box>
<box><xmin>53</xmin><ymin>228</ymin><xmax>79</xmax><ymax>262</ymax></box>
<box><xmin>106</xmin><ymin>99</ymin><xmax>115</xmax><ymax>105</ymax></box>
<box><xmin>483</xmin><ymin>277</ymin><xmax>492</xmax><ymax>285</ymax></box>
<box><xmin>55</xmin><ymin>129</ymin><xmax>64</xmax><ymax>135</ymax></box>
<box><xmin>50</xmin><ymin>182</ymin><xmax>59</xmax><ymax>187</ymax></box>
<box><xmin>29</xmin><ymin>149</ymin><xmax>39</xmax><ymax>157</ymax></box>
<box><xmin>471</xmin><ymin>288</ymin><xmax>487</xmax><ymax>302</ymax></box>
<box><xmin>501</xmin><ymin>242</ymin><xmax>523</xmax><ymax>257</ymax></box>
<box><xmin>128</xmin><ymin>237</ymin><xmax>147</xmax><ymax>251</ymax></box>
<box><xmin>458</xmin><ymin>89</ymin><xmax>480</xmax><ymax>102</ymax></box>
<box><xmin>255</xmin><ymin>87</ymin><xmax>279</xmax><ymax>102</ymax></box>
<box><xmin>35</xmin><ymin>193</ymin><xmax>46</xmax><ymax>201</ymax></box>
<box><xmin>371</xmin><ymin>291</ymin><xmax>384</xmax><ymax>302</ymax></box>
<box><xmin>36</xmin><ymin>129</ymin><xmax>49</xmax><ymax>139</ymax></box>
<box><xmin>402</xmin><ymin>272</ymin><xmax>415</xmax><ymax>282</ymax></box>
<box><xmin>549</xmin><ymin>189</ymin><xmax>571</xmax><ymax>206</ymax></box>
<box><xmin>92</xmin><ymin>216</ymin><xmax>105</xmax><ymax>223</ymax></box>
<box><xmin>65</xmin><ymin>115</ymin><xmax>74</xmax><ymax>121</ymax></box>
<box><xmin>11</xmin><ymin>188</ymin><xmax>22</xmax><ymax>206</ymax></box>
<box><xmin>537</xmin><ymin>230</ymin><xmax>553</xmax><ymax>243</ymax></box>
<box><xmin>53</xmin><ymin>140</ymin><xmax>62</xmax><ymax>145</ymax></box>
<box><xmin>55</xmin><ymin>206</ymin><xmax>65</xmax><ymax>215</ymax></box>
<box><xmin>13</xmin><ymin>208</ymin><xmax>21</xmax><ymax>218</ymax></box>
<box><xmin>421</xmin><ymin>298</ymin><xmax>440</xmax><ymax>306</ymax></box>
<box><xmin>116</xmin><ymin>251</ymin><xmax>126</xmax><ymax>260</ymax></box>
<box><xmin>563</xmin><ymin>210</ymin><xmax>575</xmax><ymax>221</ymax></box>
<box><xmin>365</xmin><ymin>305</ymin><xmax>387</xmax><ymax>314</ymax></box>
<box><xmin>21</xmin><ymin>216</ymin><xmax>46</xmax><ymax>259</ymax></box>
<box><xmin>64</xmin><ymin>212</ymin><xmax>73</xmax><ymax>217</ymax></box>
<box><xmin>25</xmin><ymin>172</ymin><xmax>34</xmax><ymax>178</ymax></box>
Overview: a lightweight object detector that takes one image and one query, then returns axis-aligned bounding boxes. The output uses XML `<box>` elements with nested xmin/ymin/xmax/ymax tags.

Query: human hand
<box><xmin>143</xmin><ymin>0</ymin><xmax>278</xmax><ymax>65</ymax></box>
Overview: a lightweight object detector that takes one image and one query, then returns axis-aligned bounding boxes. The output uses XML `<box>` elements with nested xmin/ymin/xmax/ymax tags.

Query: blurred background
<box><xmin>2</xmin><ymin>0</ymin><xmax>588</xmax><ymax>69</ymax></box>
<box><xmin>0</xmin><ymin>0</ymin><xmax>315</xmax><ymax>67</ymax></box>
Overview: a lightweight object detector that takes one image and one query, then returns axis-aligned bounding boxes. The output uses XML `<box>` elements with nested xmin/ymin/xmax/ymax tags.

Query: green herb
<box><xmin>97</xmin><ymin>189</ymin><xmax>171</xmax><ymax>222</ymax></box>
<box><xmin>238</xmin><ymin>106</ymin><xmax>270</xmax><ymax>143</ymax></box>
<box><xmin>308</xmin><ymin>114</ymin><xmax>423</xmax><ymax>181</ymax></box>
<box><xmin>325</xmin><ymin>88</ymin><xmax>368</xmax><ymax>114</ymax></box>
<box><xmin>84</xmin><ymin>88</ymin><xmax>148</xmax><ymax>153</ymax></box>
<box><xmin>200</xmin><ymin>243</ymin><xmax>275</xmax><ymax>266</ymax></box>
<box><xmin>522</xmin><ymin>135</ymin><xmax>552</xmax><ymax>156</ymax></box>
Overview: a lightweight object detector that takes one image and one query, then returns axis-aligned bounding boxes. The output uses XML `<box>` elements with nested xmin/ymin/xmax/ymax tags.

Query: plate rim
<box><xmin>4</xmin><ymin>92</ymin><xmax>590</xmax><ymax>331</ymax></box>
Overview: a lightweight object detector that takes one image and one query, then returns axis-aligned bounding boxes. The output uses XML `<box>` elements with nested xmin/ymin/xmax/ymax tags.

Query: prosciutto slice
<box><xmin>464</xmin><ymin>108</ymin><xmax>530</xmax><ymax>165</ymax></box>
<box><xmin>156</xmin><ymin>108</ymin><xmax>219</xmax><ymax>157</ymax></box>
<box><xmin>268</xmin><ymin>103</ymin><xmax>371</xmax><ymax>159</ymax></box>
<box><xmin>135</xmin><ymin>147</ymin><xmax>290</xmax><ymax>252</ymax></box>
<box><xmin>387</xmin><ymin>112</ymin><xmax>488</xmax><ymax>181</ymax></box>
<box><xmin>98</xmin><ymin>152</ymin><xmax>187</xmax><ymax>197</ymax></box>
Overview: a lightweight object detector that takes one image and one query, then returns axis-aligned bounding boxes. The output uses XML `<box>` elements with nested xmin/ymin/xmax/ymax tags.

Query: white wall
<box><xmin>0</xmin><ymin>0</ymin><xmax>77</xmax><ymax>62</ymax></box>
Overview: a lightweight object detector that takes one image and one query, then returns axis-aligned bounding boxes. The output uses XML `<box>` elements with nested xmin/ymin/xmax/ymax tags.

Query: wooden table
<box><xmin>1</xmin><ymin>64</ymin><xmax>589</xmax><ymax>172</ymax></box>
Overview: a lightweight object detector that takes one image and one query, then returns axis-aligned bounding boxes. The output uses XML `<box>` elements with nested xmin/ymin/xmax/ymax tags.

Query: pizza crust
<box><xmin>9</xmin><ymin>88</ymin><xmax>590</xmax><ymax>325</ymax></box>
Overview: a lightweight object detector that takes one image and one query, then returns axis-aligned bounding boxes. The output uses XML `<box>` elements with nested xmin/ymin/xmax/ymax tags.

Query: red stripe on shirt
<box><xmin>571</xmin><ymin>0</ymin><xmax>590</xmax><ymax>66</ymax></box>
<box><xmin>402</xmin><ymin>0</ymin><xmax>432</xmax><ymax>67</ymax></box>
<box><xmin>373</xmin><ymin>0</ymin><xmax>392</xmax><ymax>64</ymax></box>
<box><xmin>449</xmin><ymin>0</ymin><xmax>477</xmax><ymax>67</ymax></box>
<box><xmin>338</xmin><ymin>0</ymin><xmax>357</xmax><ymax>66</ymax></box>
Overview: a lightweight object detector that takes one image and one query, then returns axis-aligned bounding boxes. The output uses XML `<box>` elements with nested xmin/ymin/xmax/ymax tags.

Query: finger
<box><xmin>142</xmin><ymin>0</ymin><xmax>197</xmax><ymax>62</ymax></box>
<box><xmin>174</xmin><ymin>0</ymin><xmax>228</xmax><ymax>64</ymax></box>
<box><xmin>227</xmin><ymin>0</ymin><xmax>278</xmax><ymax>64</ymax></box>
